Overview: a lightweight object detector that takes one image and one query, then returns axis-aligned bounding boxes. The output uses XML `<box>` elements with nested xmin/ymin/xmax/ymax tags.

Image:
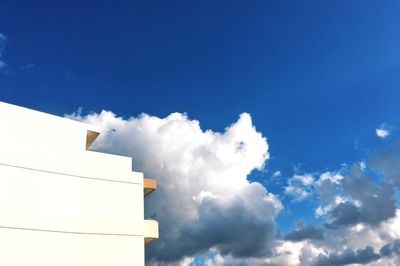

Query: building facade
<box><xmin>0</xmin><ymin>101</ymin><xmax>158</xmax><ymax>266</ymax></box>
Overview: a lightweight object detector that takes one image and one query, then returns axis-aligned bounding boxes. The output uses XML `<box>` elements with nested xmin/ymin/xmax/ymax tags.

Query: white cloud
<box><xmin>360</xmin><ymin>161</ymin><xmax>367</xmax><ymax>171</ymax></box>
<box><xmin>272</xmin><ymin>170</ymin><xmax>282</xmax><ymax>178</ymax></box>
<box><xmin>284</xmin><ymin>185</ymin><xmax>310</xmax><ymax>200</ymax></box>
<box><xmin>294</xmin><ymin>174</ymin><xmax>314</xmax><ymax>186</ymax></box>
<box><xmin>314</xmin><ymin>172</ymin><xmax>344</xmax><ymax>203</ymax></box>
<box><xmin>315</xmin><ymin>196</ymin><xmax>346</xmax><ymax>217</ymax></box>
<box><xmin>264</xmin><ymin>241</ymin><xmax>304</xmax><ymax>266</ymax></box>
<box><xmin>67</xmin><ymin>110</ymin><xmax>400</xmax><ymax>266</ymax></box>
<box><xmin>284</xmin><ymin>174</ymin><xmax>315</xmax><ymax>201</ymax></box>
<box><xmin>316</xmin><ymin>172</ymin><xmax>343</xmax><ymax>185</ymax></box>
<box><xmin>376</xmin><ymin>128</ymin><xmax>389</xmax><ymax>138</ymax></box>
<box><xmin>376</xmin><ymin>124</ymin><xmax>390</xmax><ymax>139</ymax></box>
<box><xmin>204</xmin><ymin>241</ymin><xmax>325</xmax><ymax>266</ymax></box>
<box><xmin>379</xmin><ymin>209</ymin><xmax>400</xmax><ymax>240</ymax></box>
<box><xmin>68</xmin><ymin>111</ymin><xmax>282</xmax><ymax>264</ymax></box>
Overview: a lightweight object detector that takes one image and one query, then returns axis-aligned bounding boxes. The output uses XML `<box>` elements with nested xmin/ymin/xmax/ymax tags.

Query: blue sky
<box><xmin>1</xmin><ymin>1</ymin><xmax>400</xmax><ymax>265</ymax></box>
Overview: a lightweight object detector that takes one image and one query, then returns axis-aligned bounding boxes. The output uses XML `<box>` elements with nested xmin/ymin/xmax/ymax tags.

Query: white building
<box><xmin>0</xmin><ymin>101</ymin><xmax>158</xmax><ymax>266</ymax></box>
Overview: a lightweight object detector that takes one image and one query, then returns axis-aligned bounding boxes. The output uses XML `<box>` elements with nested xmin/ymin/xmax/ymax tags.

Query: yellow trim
<box><xmin>86</xmin><ymin>130</ymin><xmax>100</xmax><ymax>149</ymax></box>
<box><xmin>144</xmin><ymin>178</ymin><xmax>157</xmax><ymax>196</ymax></box>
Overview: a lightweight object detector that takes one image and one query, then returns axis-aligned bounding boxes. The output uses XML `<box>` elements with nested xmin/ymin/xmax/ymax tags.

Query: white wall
<box><xmin>0</xmin><ymin>102</ymin><xmax>145</xmax><ymax>266</ymax></box>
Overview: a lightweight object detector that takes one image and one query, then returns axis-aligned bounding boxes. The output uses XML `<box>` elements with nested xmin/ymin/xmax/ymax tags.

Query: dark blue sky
<box><xmin>1</xmin><ymin>0</ymin><xmax>400</xmax><ymax>232</ymax></box>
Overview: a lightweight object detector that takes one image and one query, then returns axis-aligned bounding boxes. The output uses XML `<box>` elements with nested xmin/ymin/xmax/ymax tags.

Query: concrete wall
<box><xmin>0</xmin><ymin>102</ymin><xmax>146</xmax><ymax>266</ymax></box>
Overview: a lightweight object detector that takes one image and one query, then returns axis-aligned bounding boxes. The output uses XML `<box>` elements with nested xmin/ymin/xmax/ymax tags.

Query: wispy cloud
<box><xmin>272</xmin><ymin>170</ymin><xmax>282</xmax><ymax>178</ymax></box>
<box><xmin>293</xmin><ymin>174</ymin><xmax>314</xmax><ymax>186</ymax></box>
<box><xmin>284</xmin><ymin>174</ymin><xmax>315</xmax><ymax>201</ymax></box>
<box><xmin>0</xmin><ymin>33</ymin><xmax>7</xmax><ymax>70</ymax></box>
<box><xmin>20</xmin><ymin>63</ymin><xmax>35</xmax><ymax>70</ymax></box>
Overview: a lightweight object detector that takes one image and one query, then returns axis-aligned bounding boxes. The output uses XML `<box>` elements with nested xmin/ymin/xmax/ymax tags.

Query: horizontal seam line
<box><xmin>0</xmin><ymin>225</ymin><xmax>142</xmax><ymax>237</ymax></box>
<box><xmin>0</xmin><ymin>162</ymin><xmax>141</xmax><ymax>185</ymax></box>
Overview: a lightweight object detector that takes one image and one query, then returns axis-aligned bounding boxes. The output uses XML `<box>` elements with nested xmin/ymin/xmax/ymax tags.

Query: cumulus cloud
<box><xmin>315</xmin><ymin>172</ymin><xmax>344</xmax><ymax>203</ymax></box>
<box><xmin>298</xmin><ymin>142</ymin><xmax>400</xmax><ymax>265</ymax></box>
<box><xmin>325</xmin><ymin>202</ymin><xmax>362</xmax><ymax>228</ymax></box>
<box><xmin>0</xmin><ymin>33</ymin><xmax>7</xmax><ymax>69</ymax></box>
<box><xmin>312</xmin><ymin>246</ymin><xmax>380</xmax><ymax>266</ymax></box>
<box><xmin>283</xmin><ymin>209</ymin><xmax>400</xmax><ymax>266</ymax></box>
<box><xmin>370</xmin><ymin>140</ymin><xmax>400</xmax><ymax>188</ymax></box>
<box><xmin>284</xmin><ymin>224</ymin><xmax>324</xmax><ymax>242</ymax></box>
<box><xmin>315</xmin><ymin>196</ymin><xmax>346</xmax><ymax>217</ymax></box>
<box><xmin>68</xmin><ymin>111</ymin><xmax>282</xmax><ymax>264</ymax></box>
<box><xmin>379</xmin><ymin>239</ymin><xmax>400</xmax><ymax>257</ymax></box>
<box><xmin>283</xmin><ymin>141</ymin><xmax>400</xmax><ymax>265</ymax></box>
<box><xmin>204</xmin><ymin>241</ymin><xmax>320</xmax><ymax>266</ymax></box>
<box><xmin>327</xmin><ymin>164</ymin><xmax>397</xmax><ymax>227</ymax></box>
<box><xmin>307</xmin><ymin>143</ymin><xmax>400</xmax><ymax>265</ymax></box>
<box><xmin>67</xmin><ymin>109</ymin><xmax>400</xmax><ymax>265</ymax></box>
<box><xmin>305</xmin><ymin>160</ymin><xmax>398</xmax><ymax>230</ymax></box>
